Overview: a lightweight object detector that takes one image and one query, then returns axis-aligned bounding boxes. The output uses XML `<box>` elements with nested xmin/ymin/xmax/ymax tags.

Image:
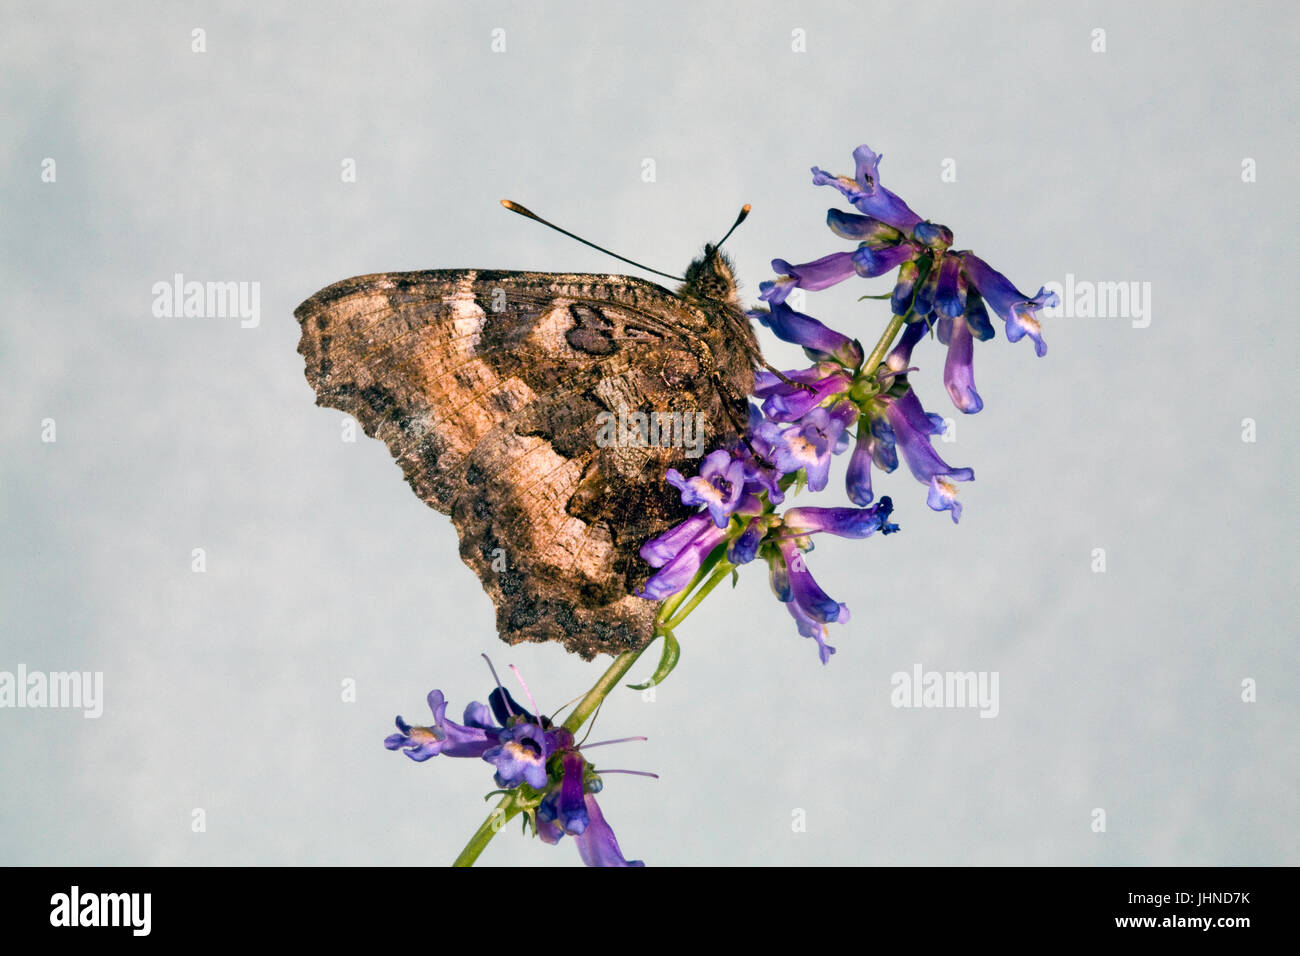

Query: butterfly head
<box><xmin>679</xmin><ymin>245</ymin><xmax>739</xmax><ymax>306</ymax></box>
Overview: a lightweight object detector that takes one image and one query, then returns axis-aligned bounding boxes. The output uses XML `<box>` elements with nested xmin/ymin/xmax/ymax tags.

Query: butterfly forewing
<box><xmin>295</xmin><ymin>268</ymin><xmax>754</xmax><ymax>658</ymax></box>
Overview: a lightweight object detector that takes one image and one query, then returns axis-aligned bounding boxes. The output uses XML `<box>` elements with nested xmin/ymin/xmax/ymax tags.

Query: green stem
<box><xmin>561</xmin><ymin>646</ymin><xmax>649</xmax><ymax>733</ymax></box>
<box><xmin>452</xmin><ymin>791</ymin><xmax>527</xmax><ymax>867</ymax></box>
<box><xmin>862</xmin><ymin>313</ymin><xmax>906</xmax><ymax>376</ymax></box>
<box><xmin>451</xmin><ymin>551</ymin><xmax>732</xmax><ymax>865</ymax></box>
<box><xmin>665</xmin><ymin>559</ymin><xmax>734</xmax><ymax>631</ymax></box>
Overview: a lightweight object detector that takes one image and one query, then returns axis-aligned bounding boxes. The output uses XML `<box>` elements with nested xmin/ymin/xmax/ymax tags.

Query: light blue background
<box><xmin>2</xmin><ymin>1</ymin><xmax>1296</xmax><ymax>865</ymax></box>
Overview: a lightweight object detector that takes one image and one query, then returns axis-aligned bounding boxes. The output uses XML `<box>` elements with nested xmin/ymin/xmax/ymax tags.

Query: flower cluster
<box><xmin>385</xmin><ymin>681</ymin><xmax>644</xmax><ymax>867</ymax></box>
<box><xmin>638</xmin><ymin>144</ymin><xmax>1057</xmax><ymax>662</ymax></box>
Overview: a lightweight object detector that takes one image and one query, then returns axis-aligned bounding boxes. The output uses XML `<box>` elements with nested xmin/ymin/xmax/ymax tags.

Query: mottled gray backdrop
<box><xmin>2</xmin><ymin>1</ymin><xmax>1297</xmax><ymax>866</ymax></box>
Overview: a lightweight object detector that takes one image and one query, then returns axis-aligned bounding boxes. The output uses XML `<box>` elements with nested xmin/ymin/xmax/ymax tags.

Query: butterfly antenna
<box><xmin>712</xmin><ymin>204</ymin><xmax>751</xmax><ymax>253</ymax></box>
<box><xmin>501</xmin><ymin>200</ymin><xmax>685</xmax><ymax>282</ymax></box>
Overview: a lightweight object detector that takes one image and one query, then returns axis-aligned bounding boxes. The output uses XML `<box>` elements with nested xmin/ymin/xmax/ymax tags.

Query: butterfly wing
<box><xmin>295</xmin><ymin>269</ymin><xmax>749</xmax><ymax>658</ymax></box>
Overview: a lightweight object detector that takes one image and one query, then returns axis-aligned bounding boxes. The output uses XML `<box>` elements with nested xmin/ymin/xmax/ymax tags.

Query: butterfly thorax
<box><xmin>678</xmin><ymin>246</ymin><xmax>739</xmax><ymax>307</ymax></box>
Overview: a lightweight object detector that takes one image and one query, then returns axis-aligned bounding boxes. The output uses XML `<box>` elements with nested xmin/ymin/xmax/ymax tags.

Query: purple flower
<box><xmin>782</xmin><ymin>499</ymin><xmax>899</xmax><ymax>539</ymax></box>
<box><xmin>890</xmin><ymin>260</ymin><xmax>921</xmax><ymax>316</ymax></box>
<box><xmin>384</xmin><ymin>689</ymin><xmax>498</xmax><ymax>762</ymax></box>
<box><xmin>959</xmin><ymin>252</ymin><xmax>1057</xmax><ymax>357</ymax></box>
<box><xmin>755</xmin><ymin>364</ymin><xmax>852</xmax><ymax>422</ymax></box>
<box><xmin>754</xmin><ymin>301</ymin><xmax>863</xmax><ymax>367</ymax></box>
<box><xmin>639</xmin><ymin>512</ymin><xmax>713</xmax><ymax>568</ymax></box>
<box><xmin>767</xmin><ymin>406</ymin><xmax>852</xmax><ymax>492</ymax></box>
<box><xmin>812</xmin><ymin>144</ymin><xmax>924</xmax><ymax>233</ymax></box>
<box><xmin>927</xmin><ymin>476</ymin><xmax>963</xmax><ymax>524</ymax></box>
<box><xmin>845</xmin><ymin>423</ymin><xmax>876</xmax><ymax>506</ymax></box>
<box><xmin>638</xmin><ymin>519</ymin><xmax>729</xmax><ymax>599</ymax></box>
<box><xmin>666</xmin><ymin>449</ymin><xmax>746</xmax><ymax>528</ymax></box>
<box><xmin>763</xmin><ymin>251</ymin><xmax>857</xmax><ymax>298</ymax></box>
<box><xmin>727</xmin><ymin>515</ymin><xmax>769</xmax><ymax>565</ymax></box>
<box><xmin>886</xmin><ymin>319</ymin><xmax>928</xmax><ymax>372</ymax></box>
<box><xmin>852</xmin><ymin>241</ymin><xmax>922</xmax><ymax>278</ymax></box>
<box><xmin>786</xmin><ymin>597</ymin><xmax>839</xmax><ymax>665</ymax></box>
<box><xmin>826</xmin><ymin>209</ymin><xmax>904</xmax><ymax>244</ymax></box>
<box><xmin>911</xmin><ymin>261</ymin><xmax>940</xmax><ymax>318</ymax></box>
<box><xmin>537</xmin><ymin>746</ymin><xmax>589</xmax><ymax>835</ymax></box>
<box><xmin>573</xmin><ymin>791</ymin><xmax>644</xmax><ymax>867</ymax></box>
<box><xmin>483</xmin><ymin>721</ymin><xmax>551</xmax><ymax>790</ymax></box>
<box><xmin>934</xmin><ymin>255</ymin><xmax>966</xmax><ymax>318</ymax></box>
<box><xmin>534</xmin><ymin>731</ymin><xmax>645</xmax><ymax>867</ymax></box>
<box><xmin>912</xmin><ymin>221</ymin><xmax>955</xmax><ymax>252</ymax></box>
<box><xmin>884</xmin><ymin>388</ymin><xmax>974</xmax><ymax>488</ymax></box>
<box><xmin>939</xmin><ymin>313</ymin><xmax>983</xmax><ymax>414</ymax></box>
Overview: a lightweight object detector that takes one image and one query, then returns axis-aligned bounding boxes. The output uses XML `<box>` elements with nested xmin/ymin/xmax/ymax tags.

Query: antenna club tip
<box><xmin>741</xmin><ymin>204</ymin><xmax>752</xmax><ymax>214</ymax></box>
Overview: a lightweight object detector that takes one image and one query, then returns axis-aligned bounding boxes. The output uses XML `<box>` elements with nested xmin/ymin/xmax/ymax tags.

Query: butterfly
<box><xmin>294</xmin><ymin>203</ymin><xmax>767</xmax><ymax>659</ymax></box>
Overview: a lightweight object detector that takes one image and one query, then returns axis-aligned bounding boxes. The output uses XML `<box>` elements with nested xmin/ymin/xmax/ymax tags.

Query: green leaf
<box><xmin>626</xmin><ymin>628</ymin><xmax>681</xmax><ymax>690</ymax></box>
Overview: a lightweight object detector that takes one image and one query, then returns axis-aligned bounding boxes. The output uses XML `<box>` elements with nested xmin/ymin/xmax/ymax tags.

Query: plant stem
<box><xmin>862</xmin><ymin>313</ymin><xmax>906</xmax><ymax>375</ymax></box>
<box><xmin>452</xmin><ymin>791</ymin><xmax>526</xmax><ymax>867</ymax></box>
<box><xmin>451</xmin><ymin>548</ymin><xmax>735</xmax><ymax>865</ymax></box>
<box><xmin>665</xmin><ymin>559</ymin><xmax>734</xmax><ymax>631</ymax></box>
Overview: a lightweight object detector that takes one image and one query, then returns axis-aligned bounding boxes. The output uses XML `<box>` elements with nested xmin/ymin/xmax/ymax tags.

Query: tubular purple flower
<box><xmin>911</xmin><ymin>221</ymin><xmax>954</xmax><ymax>252</ymax></box>
<box><xmin>783</xmin><ymin>498</ymin><xmax>898</xmax><ymax>539</ymax></box>
<box><xmin>886</xmin><ymin>319</ymin><xmax>928</xmax><ymax>372</ymax></box>
<box><xmin>768</xmin><ymin>406</ymin><xmax>849</xmax><ymax>492</ymax></box>
<box><xmin>638</xmin><ymin>520</ymin><xmax>729</xmax><ymax>600</ymax></box>
<box><xmin>755</xmin><ymin>365</ymin><xmax>852</xmax><ymax>422</ymax></box>
<box><xmin>911</xmin><ymin>262</ymin><xmax>940</xmax><ymax>317</ymax></box>
<box><xmin>538</xmin><ymin>750</ymin><xmax>590</xmax><ymax>836</ymax></box>
<box><xmin>852</xmin><ymin>241</ymin><xmax>922</xmax><ymax>278</ymax></box>
<box><xmin>483</xmin><ymin>721</ymin><xmax>550</xmax><ymax>790</ymax></box>
<box><xmin>786</xmin><ymin>598</ymin><xmax>838</xmax><ymax>665</ymax></box>
<box><xmin>573</xmin><ymin>792</ymin><xmax>644</xmax><ymax>867</ymax></box>
<box><xmin>754</xmin><ymin>301</ymin><xmax>863</xmax><ymax>367</ymax></box>
<box><xmin>776</xmin><ymin>537</ymin><xmax>845</xmax><ymax>625</ymax></box>
<box><xmin>766</xmin><ymin>544</ymin><xmax>791</xmax><ymax>602</ymax></box>
<box><xmin>890</xmin><ymin>260</ymin><xmax>921</xmax><ymax>317</ymax></box>
<box><xmin>868</xmin><ymin>415</ymin><xmax>899</xmax><ymax>473</ymax></box>
<box><xmin>384</xmin><ymin>689</ymin><xmax>497</xmax><ymax>762</ymax></box>
<box><xmin>845</xmin><ymin>424</ymin><xmax>875</xmax><ymax>506</ymax></box>
<box><xmin>941</xmin><ymin>314</ymin><xmax>983</xmax><ymax>414</ymax></box>
<box><xmin>959</xmin><ymin>252</ymin><xmax>1056</xmax><ymax>357</ymax></box>
<box><xmin>811</xmin><ymin>144</ymin><xmax>924</xmax><ymax>232</ymax></box>
<box><xmin>934</xmin><ymin>255</ymin><xmax>966</xmax><ymax>318</ymax></box>
<box><xmin>770</xmin><ymin>252</ymin><xmax>857</xmax><ymax>293</ymax></box>
<box><xmin>758</xmin><ymin>275</ymin><xmax>797</xmax><ymax>305</ymax></box>
<box><xmin>964</xmin><ymin>290</ymin><xmax>996</xmax><ymax>341</ymax></box>
<box><xmin>927</xmin><ymin>476</ymin><xmax>963</xmax><ymax>523</ymax></box>
<box><xmin>884</xmin><ymin>389</ymin><xmax>974</xmax><ymax>485</ymax></box>
<box><xmin>728</xmin><ymin>516</ymin><xmax>766</xmax><ymax>565</ymax></box>
<box><xmin>826</xmin><ymin>209</ymin><xmax>903</xmax><ymax>244</ymax></box>
<box><xmin>666</xmin><ymin>449</ymin><xmax>745</xmax><ymax>528</ymax></box>
<box><xmin>639</xmin><ymin>512</ymin><xmax>713</xmax><ymax>568</ymax></box>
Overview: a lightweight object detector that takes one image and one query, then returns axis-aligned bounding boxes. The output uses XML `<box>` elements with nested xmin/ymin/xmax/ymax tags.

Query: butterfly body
<box><xmin>296</xmin><ymin>254</ymin><xmax>758</xmax><ymax>658</ymax></box>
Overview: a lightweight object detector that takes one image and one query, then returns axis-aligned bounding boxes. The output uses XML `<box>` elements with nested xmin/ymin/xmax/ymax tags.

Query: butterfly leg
<box><xmin>757</xmin><ymin>357</ymin><xmax>818</xmax><ymax>394</ymax></box>
<box><xmin>718</xmin><ymin>309</ymin><xmax>817</xmax><ymax>394</ymax></box>
<box><xmin>708</xmin><ymin>370</ymin><xmax>775</xmax><ymax>470</ymax></box>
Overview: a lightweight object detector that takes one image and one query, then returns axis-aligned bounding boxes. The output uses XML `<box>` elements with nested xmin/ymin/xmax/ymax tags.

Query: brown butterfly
<box><xmin>294</xmin><ymin>202</ymin><xmax>768</xmax><ymax>659</ymax></box>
